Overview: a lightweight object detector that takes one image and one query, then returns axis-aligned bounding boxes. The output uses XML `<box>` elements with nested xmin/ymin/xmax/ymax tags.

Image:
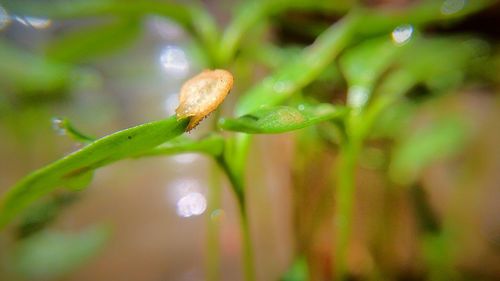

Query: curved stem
<box><xmin>216</xmin><ymin>152</ymin><xmax>255</xmax><ymax>281</ymax></box>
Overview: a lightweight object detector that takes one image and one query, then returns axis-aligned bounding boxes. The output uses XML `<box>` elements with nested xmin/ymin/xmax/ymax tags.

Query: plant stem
<box><xmin>238</xmin><ymin>199</ymin><xmax>255</xmax><ymax>281</ymax></box>
<box><xmin>334</xmin><ymin>138</ymin><xmax>360</xmax><ymax>280</ymax></box>
<box><xmin>216</xmin><ymin>155</ymin><xmax>255</xmax><ymax>281</ymax></box>
<box><xmin>206</xmin><ymin>162</ymin><xmax>223</xmax><ymax>281</ymax></box>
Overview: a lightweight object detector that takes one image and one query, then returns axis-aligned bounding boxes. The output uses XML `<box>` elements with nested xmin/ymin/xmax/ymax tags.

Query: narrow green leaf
<box><xmin>389</xmin><ymin>117</ymin><xmax>467</xmax><ymax>185</ymax></box>
<box><xmin>357</xmin><ymin>37</ymin><xmax>483</xmax><ymax>138</ymax></box>
<box><xmin>12</xmin><ymin>225</ymin><xmax>110</xmax><ymax>280</ymax></box>
<box><xmin>398</xmin><ymin>37</ymin><xmax>478</xmax><ymax>91</ymax></box>
<box><xmin>51</xmin><ymin>116</ymin><xmax>96</xmax><ymax>144</ymax></box>
<box><xmin>357</xmin><ymin>0</ymin><xmax>494</xmax><ymax>36</ymax></box>
<box><xmin>219</xmin><ymin>104</ymin><xmax>347</xmax><ymax>134</ymax></box>
<box><xmin>136</xmin><ymin>134</ymin><xmax>225</xmax><ymax>158</ymax></box>
<box><xmin>235</xmin><ymin>13</ymin><xmax>360</xmax><ymax>116</ymax></box>
<box><xmin>218</xmin><ymin>0</ymin><xmax>351</xmax><ymax>65</ymax></box>
<box><xmin>16</xmin><ymin>193</ymin><xmax>78</xmax><ymax>238</ymax></box>
<box><xmin>218</xmin><ymin>0</ymin><xmax>272</xmax><ymax>64</ymax></box>
<box><xmin>46</xmin><ymin>18</ymin><xmax>141</xmax><ymax>63</ymax></box>
<box><xmin>0</xmin><ymin>39</ymin><xmax>71</xmax><ymax>93</ymax></box>
<box><xmin>339</xmin><ymin>36</ymin><xmax>403</xmax><ymax>109</ymax></box>
<box><xmin>0</xmin><ymin>116</ymin><xmax>188</xmax><ymax>228</ymax></box>
<box><xmin>3</xmin><ymin>0</ymin><xmax>193</xmax><ymax>27</ymax></box>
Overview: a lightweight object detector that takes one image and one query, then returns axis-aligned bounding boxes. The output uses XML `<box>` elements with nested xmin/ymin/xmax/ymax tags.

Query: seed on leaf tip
<box><xmin>176</xmin><ymin>69</ymin><xmax>233</xmax><ymax>131</ymax></box>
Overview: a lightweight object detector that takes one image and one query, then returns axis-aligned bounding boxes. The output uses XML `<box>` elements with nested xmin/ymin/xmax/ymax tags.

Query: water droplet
<box><xmin>297</xmin><ymin>104</ymin><xmax>306</xmax><ymax>111</ymax></box>
<box><xmin>391</xmin><ymin>24</ymin><xmax>413</xmax><ymax>45</ymax></box>
<box><xmin>176</xmin><ymin>192</ymin><xmax>207</xmax><ymax>218</ymax></box>
<box><xmin>51</xmin><ymin>117</ymin><xmax>67</xmax><ymax>135</ymax></box>
<box><xmin>167</xmin><ymin>178</ymin><xmax>202</xmax><ymax>202</ymax></box>
<box><xmin>441</xmin><ymin>0</ymin><xmax>466</xmax><ymax>15</ymax></box>
<box><xmin>273</xmin><ymin>81</ymin><xmax>293</xmax><ymax>94</ymax></box>
<box><xmin>210</xmin><ymin>209</ymin><xmax>225</xmax><ymax>222</ymax></box>
<box><xmin>348</xmin><ymin>86</ymin><xmax>369</xmax><ymax>109</ymax></box>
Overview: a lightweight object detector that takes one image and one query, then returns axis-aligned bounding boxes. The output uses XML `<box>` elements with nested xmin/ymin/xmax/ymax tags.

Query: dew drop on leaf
<box><xmin>51</xmin><ymin>117</ymin><xmax>67</xmax><ymax>136</ymax></box>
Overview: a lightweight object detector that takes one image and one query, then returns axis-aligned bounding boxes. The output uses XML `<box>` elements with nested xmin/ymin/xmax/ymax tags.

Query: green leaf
<box><xmin>219</xmin><ymin>104</ymin><xmax>348</xmax><ymax>134</ymax></box>
<box><xmin>235</xmin><ymin>13</ymin><xmax>360</xmax><ymax>116</ymax></box>
<box><xmin>389</xmin><ymin>117</ymin><xmax>467</xmax><ymax>185</ymax></box>
<box><xmin>12</xmin><ymin>225</ymin><xmax>110</xmax><ymax>280</ymax></box>
<box><xmin>136</xmin><ymin>133</ymin><xmax>225</xmax><ymax>158</ymax></box>
<box><xmin>357</xmin><ymin>0</ymin><xmax>494</xmax><ymax>36</ymax></box>
<box><xmin>46</xmin><ymin>18</ymin><xmax>141</xmax><ymax>63</ymax></box>
<box><xmin>64</xmin><ymin>170</ymin><xmax>95</xmax><ymax>191</ymax></box>
<box><xmin>3</xmin><ymin>0</ymin><xmax>193</xmax><ymax>27</ymax></box>
<box><xmin>281</xmin><ymin>256</ymin><xmax>309</xmax><ymax>281</ymax></box>
<box><xmin>398</xmin><ymin>37</ymin><xmax>477</xmax><ymax>92</ymax></box>
<box><xmin>16</xmin><ymin>193</ymin><xmax>78</xmax><ymax>238</ymax></box>
<box><xmin>422</xmin><ymin>231</ymin><xmax>458</xmax><ymax>281</ymax></box>
<box><xmin>339</xmin><ymin>36</ymin><xmax>403</xmax><ymax>109</ymax></box>
<box><xmin>0</xmin><ymin>116</ymin><xmax>188</xmax><ymax>229</ymax></box>
<box><xmin>218</xmin><ymin>0</ymin><xmax>351</xmax><ymax>65</ymax></box>
<box><xmin>356</xmin><ymin>37</ymin><xmax>483</xmax><ymax>138</ymax></box>
<box><xmin>51</xmin><ymin>116</ymin><xmax>96</xmax><ymax>144</ymax></box>
<box><xmin>0</xmin><ymin>39</ymin><xmax>71</xmax><ymax>93</ymax></box>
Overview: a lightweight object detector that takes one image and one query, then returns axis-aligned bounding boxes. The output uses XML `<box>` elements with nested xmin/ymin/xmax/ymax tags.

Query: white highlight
<box><xmin>391</xmin><ymin>25</ymin><xmax>414</xmax><ymax>45</ymax></box>
<box><xmin>348</xmin><ymin>86</ymin><xmax>369</xmax><ymax>109</ymax></box>
<box><xmin>176</xmin><ymin>192</ymin><xmax>207</xmax><ymax>218</ymax></box>
<box><xmin>273</xmin><ymin>81</ymin><xmax>293</xmax><ymax>94</ymax></box>
<box><xmin>15</xmin><ymin>16</ymin><xmax>52</xmax><ymax>29</ymax></box>
<box><xmin>171</xmin><ymin>153</ymin><xmax>199</xmax><ymax>164</ymax></box>
<box><xmin>163</xmin><ymin>93</ymin><xmax>179</xmax><ymax>115</ymax></box>
<box><xmin>159</xmin><ymin>46</ymin><xmax>189</xmax><ymax>78</ymax></box>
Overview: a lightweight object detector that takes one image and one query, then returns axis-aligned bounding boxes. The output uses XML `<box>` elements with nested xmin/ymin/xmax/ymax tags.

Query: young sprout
<box><xmin>176</xmin><ymin>69</ymin><xmax>233</xmax><ymax>131</ymax></box>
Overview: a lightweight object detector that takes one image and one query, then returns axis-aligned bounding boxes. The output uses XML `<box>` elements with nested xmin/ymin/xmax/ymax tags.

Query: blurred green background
<box><xmin>0</xmin><ymin>0</ymin><xmax>499</xmax><ymax>281</ymax></box>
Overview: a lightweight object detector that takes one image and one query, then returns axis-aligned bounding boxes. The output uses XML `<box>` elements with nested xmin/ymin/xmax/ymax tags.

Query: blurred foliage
<box><xmin>0</xmin><ymin>0</ymin><xmax>499</xmax><ymax>280</ymax></box>
<box><xmin>390</xmin><ymin>117</ymin><xmax>468</xmax><ymax>185</ymax></box>
<box><xmin>16</xmin><ymin>193</ymin><xmax>79</xmax><ymax>238</ymax></box>
<box><xmin>46</xmin><ymin>18</ymin><xmax>141</xmax><ymax>63</ymax></box>
<box><xmin>11</xmin><ymin>225</ymin><xmax>109</xmax><ymax>280</ymax></box>
<box><xmin>281</xmin><ymin>256</ymin><xmax>309</xmax><ymax>281</ymax></box>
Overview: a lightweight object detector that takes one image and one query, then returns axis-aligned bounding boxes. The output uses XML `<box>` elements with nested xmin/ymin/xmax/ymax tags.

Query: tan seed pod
<box><xmin>176</xmin><ymin>69</ymin><xmax>233</xmax><ymax>131</ymax></box>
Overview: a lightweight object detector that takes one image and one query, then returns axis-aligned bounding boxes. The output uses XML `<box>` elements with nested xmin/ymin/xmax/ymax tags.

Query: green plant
<box><xmin>0</xmin><ymin>0</ymin><xmax>498</xmax><ymax>280</ymax></box>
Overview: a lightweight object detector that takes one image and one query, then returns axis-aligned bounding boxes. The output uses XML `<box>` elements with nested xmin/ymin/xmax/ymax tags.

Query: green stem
<box><xmin>216</xmin><ymin>154</ymin><xmax>254</xmax><ymax>281</ymax></box>
<box><xmin>206</xmin><ymin>161</ymin><xmax>223</xmax><ymax>281</ymax></box>
<box><xmin>238</xmin><ymin>199</ymin><xmax>255</xmax><ymax>281</ymax></box>
<box><xmin>334</xmin><ymin>138</ymin><xmax>360</xmax><ymax>280</ymax></box>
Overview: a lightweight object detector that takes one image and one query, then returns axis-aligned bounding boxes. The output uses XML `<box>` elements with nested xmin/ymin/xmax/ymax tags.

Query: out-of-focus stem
<box><xmin>206</xmin><ymin>161</ymin><xmax>223</xmax><ymax>281</ymax></box>
<box><xmin>333</xmin><ymin>139</ymin><xmax>359</xmax><ymax>280</ymax></box>
<box><xmin>216</xmin><ymin>155</ymin><xmax>254</xmax><ymax>281</ymax></box>
<box><xmin>239</xmin><ymin>200</ymin><xmax>255</xmax><ymax>281</ymax></box>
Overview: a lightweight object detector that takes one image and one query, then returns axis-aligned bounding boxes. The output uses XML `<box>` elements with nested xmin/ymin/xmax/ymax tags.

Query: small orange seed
<box><xmin>176</xmin><ymin>69</ymin><xmax>233</xmax><ymax>131</ymax></box>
